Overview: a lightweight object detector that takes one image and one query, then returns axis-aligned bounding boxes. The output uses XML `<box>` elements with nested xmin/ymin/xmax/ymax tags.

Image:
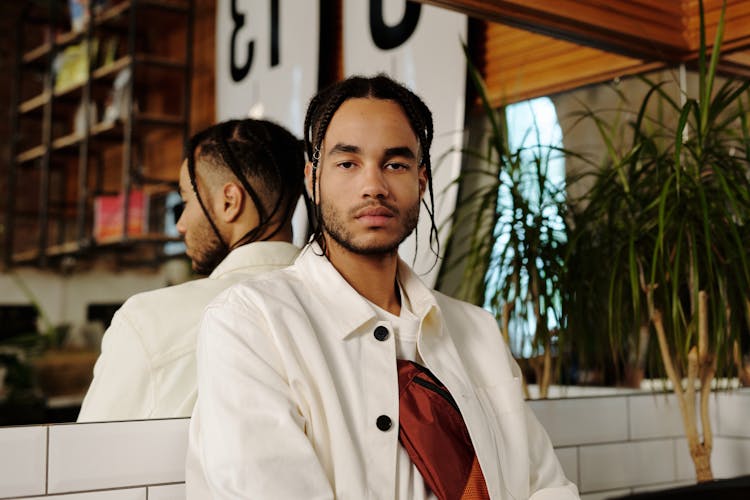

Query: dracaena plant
<box><xmin>566</xmin><ymin>0</ymin><xmax>750</xmax><ymax>481</ymax></box>
<box><xmin>437</xmin><ymin>44</ymin><xmax>569</xmax><ymax>399</ymax></box>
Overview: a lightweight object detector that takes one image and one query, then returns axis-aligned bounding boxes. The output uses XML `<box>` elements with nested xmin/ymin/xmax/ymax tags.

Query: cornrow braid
<box><xmin>186</xmin><ymin>130</ymin><xmax>229</xmax><ymax>253</ymax></box>
<box><xmin>302</xmin><ymin>74</ymin><xmax>440</xmax><ymax>261</ymax></box>
<box><xmin>185</xmin><ymin>118</ymin><xmax>305</xmax><ymax>254</ymax></box>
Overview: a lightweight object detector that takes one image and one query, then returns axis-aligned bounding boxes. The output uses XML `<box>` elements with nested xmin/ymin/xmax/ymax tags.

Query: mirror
<box><xmin>0</xmin><ymin>265</ymin><xmax>188</xmax><ymax>426</ymax></box>
<box><xmin>4</xmin><ymin>0</ymin><xmax>750</xmax><ymax>429</ymax></box>
<box><xmin>0</xmin><ymin>68</ymin><xmax>723</xmax><ymax>426</ymax></box>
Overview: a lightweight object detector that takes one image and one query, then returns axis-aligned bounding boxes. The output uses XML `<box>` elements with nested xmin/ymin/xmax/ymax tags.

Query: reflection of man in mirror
<box><xmin>78</xmin><ymin>119</ymin><xmax>304</xmax><ymax>422</ymax></box>
<box><xmin>186</xmin><ymin>76</ymin><xmax>579</xmax><ymax>499</ymax></box>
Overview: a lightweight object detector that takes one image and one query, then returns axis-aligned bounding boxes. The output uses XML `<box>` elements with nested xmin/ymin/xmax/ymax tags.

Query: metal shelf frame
<box><xmin>5</xmin><ymin>0</ymin><xmax>194</xmax><ymax>268</ymax></box>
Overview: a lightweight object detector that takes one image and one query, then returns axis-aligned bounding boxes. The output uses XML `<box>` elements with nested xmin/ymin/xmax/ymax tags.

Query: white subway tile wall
<box><xmin>47</xmin><ymin>419</ymin><xmax>189</xmax><ymax>494</ymax></box>
<box><xmin>712</xmin><ymin>436</ymin><xmax>750</xmax><ymax>478</ymax></box>
<box><xmin>147</xmin><ymin>483</ymin><xmax>186</xmax><ymax>500</ymax></box>
<box><xmin>8</xmin><ymin>489</ymin><xmax>146</xmax><ymax>500</ymax></box>
<box><xmin>0</xmin><ymin>390</ymin><xmax>747</xmax><ymax>499</ymax></box>
<box><xmin>0</xmin><ymin>426</ymin><xmax>47</xmax><ymax>498</ymax></box>
<box><xmin>631</xmin><ymin>479</ymin><xmax>695</xmax><ymax>493</ymax></box>
<box><xmin>674</xmin><ymin>438</ymin><xmax>698</xmax><ymax>482</ymax></box>
<box><xmin>716</xmin><ymin>391</ymin><xmax>750</xmax><ymax>437</ymax></box>
<box><xmin>580</xmin><ymin>489</ymin><xmax>631</xmax><ymax>500</ymax></box>
<box><xmin>528</xmin><ymin>396</ymin><xmax>629</xmax><ymax>446</ymax></box>
<box><xmin>554</xmin><ymin>446</ymin><xmax>579</xmax><ymax>486</ymax></box>
<box><xmin>628</xmin><ymin>393</ymin><xmax>687</xmax><ymax>440</ymax></box>
<box><xmin>579</xmin><ymin>439</ymin><xmax>676</xmax><ymax>491</ymax></box>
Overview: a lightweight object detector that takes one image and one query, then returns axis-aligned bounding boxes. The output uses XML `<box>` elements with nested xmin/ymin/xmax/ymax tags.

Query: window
<box><xmin>483</xmin><ymin>97</ymin><xmax>566</xmax><ymax>358</ymax></box>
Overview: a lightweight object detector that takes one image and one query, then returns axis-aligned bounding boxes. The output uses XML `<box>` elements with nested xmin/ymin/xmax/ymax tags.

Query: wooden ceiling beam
<box><xmin>418</xmin><ymin>0</ymin><xmax>750</xmax><ymax>63</ymax></box>
<box><xmin>418</xmin><ymin>0</ymin><xmax>688</xmax><ymax>61</ymax></box>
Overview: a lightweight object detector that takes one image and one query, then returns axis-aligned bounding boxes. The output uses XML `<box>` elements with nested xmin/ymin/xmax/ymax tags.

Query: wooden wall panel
<box><xmin>421</xmin><ymin>0</ymin><xmax>687</xmax><ymax>59</ymax></box>
<box><xmin>421</xmin><ymin>0</ymin><xmax>750</xmax><ymax>63</ymax></box>
<box><xmin>684</xmin><ymin>0</ymin><xmax>750</xmax><ymax>53</ymax></box>
<box><xmin>142</xmin><ymin>0</ymin><xmax>215</xmax><ymax>183</ymax></box>
<box><xmin>191</xmin><ymin>0</ymin><xmax>216</xmax><ymax>133</ymax></box>
<box><xmin>480</xmin><ymin>23</ymin><xmax>661</xmax><ymax>106</ymax></box>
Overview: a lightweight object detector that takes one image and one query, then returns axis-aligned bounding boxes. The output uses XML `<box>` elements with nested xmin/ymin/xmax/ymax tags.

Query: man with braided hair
<box><xmin>187</xmin><ymin>76</ymin><xmax>579</xmax><ymax>499</ymax></box>
<box><xmin>78</xmin><ymin>119</ymin><xmax>304</xmax><ymax>422</ymax></box>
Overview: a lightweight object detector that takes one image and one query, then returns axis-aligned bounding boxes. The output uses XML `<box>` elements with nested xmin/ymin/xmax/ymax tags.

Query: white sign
<box><xmin>343</xmin><ymin>0</ymin><xmax>467</xmax><ymax>286</ymax></box>
<box><xmin>215</xmin><ymin>0</ymin><xmax>319</xmax><ymax>138</ymax></box>
<box><xmin>216</xmin><ymin>0</ymin><xmax>319</xmax><ymax>246</ymax></box>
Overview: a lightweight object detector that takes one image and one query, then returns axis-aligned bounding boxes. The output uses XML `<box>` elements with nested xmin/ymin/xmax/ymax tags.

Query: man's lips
<box><xmin>355</xmin><ymin>206</ymin><xmax>394</xmax><ymax>218</ymax></box>
<box><xmin>354</xmin><ymin>205</ymin><xmax>396</xmax><ymax>225</ymax></box>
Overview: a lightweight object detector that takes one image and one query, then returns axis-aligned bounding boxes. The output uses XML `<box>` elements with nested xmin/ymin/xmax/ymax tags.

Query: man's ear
<box><xmin>418</xmin><ymin>165</ymin><xmax>427</xmax><ymax>200</ymax></box>
<box><xmin>304</xmin><ymin>161</ymin><xmax>318</xmax><ymax>204</ymax></box>
<box><xmin>220</xmin><ymin>182</ymin><xmax>245</xmax><ymax>223</ymax></box>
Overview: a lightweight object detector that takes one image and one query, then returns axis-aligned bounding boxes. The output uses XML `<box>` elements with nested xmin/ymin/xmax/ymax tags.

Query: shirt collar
<box><xmin>294</xmin><ymin>243</ymin><xmax>442</xmax><ymax>339</ymax></box>
<box><xmin>209</xmin><ymin>241</ymin><xmax>300</xmax><ymax>279</ymax></box>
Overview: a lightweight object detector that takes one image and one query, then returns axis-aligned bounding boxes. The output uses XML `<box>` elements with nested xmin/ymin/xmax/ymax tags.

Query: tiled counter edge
<box><xmin>0</xmin><ymin>418</ymin><xmax>188</xmax><ymax>500</ymax></box>
<box><xmin>1</xmin><ymin>390</ymin><xmax>749</xmax><ymax>499</ymax></box>
<box><xmin>530</xmin><ymin>388</ymin><xmax>750</xmax><ymax>497</ymax></box>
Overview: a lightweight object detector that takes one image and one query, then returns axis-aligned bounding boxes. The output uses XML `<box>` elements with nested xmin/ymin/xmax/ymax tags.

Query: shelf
<box><xmin>7</xmin><ymin>0</ymin><xmax>193</xmax><ymax>269</ymax></box>
<box><xmin>19</xmin><ymin>92</ymin><xmax>51</xmax><ymax>114</ymax></box>
<box><xmin>15</xmin><ymin>121</ymin><xmax>125</xmax><ymax>165</ymax></box>
<box><xmin>11</xmin><ymin>241</ymin><xmax>82</xmax><ymax>264</ymax></box>
<box><xmin>91</xmin><ymin>56</ymin><xmax>131</xmax><ymax>79</ymax></box>
<box><xmin>21</xmin><ymin>0</ymin><xmax>190</xmax><ymax>64</ymax></box>
<box><xmin>16</xmin><ymin>145</ymin><xmax>46</xmax><ymax>164</ymax></box>
<box><xmin>22</xmin><ymin>32</ymin><xmax>84</xmax><ymax>66</ymax></box>
<box><xmin>96</xmin><ymin>234</ymin><xmax>183</xmax><ymax>246</ymax></box>
<box><xmin>15</xmin><ymin>114</ymin><xmax>184</xmax><ymax>165</ymax></box>
<box><xmin>18</xmin><ymin>55</ymin><xmax>187</xmax><ymax>116</ymax></box>
<box><xmin>11</xmin><ymin>234</ymin><xmax>183</xmax><ymax>264</ymax></box>
<box><xmin>23</xmin><ymin>44</ymin><xmax>53</xmax><ymax>66</ymax></box>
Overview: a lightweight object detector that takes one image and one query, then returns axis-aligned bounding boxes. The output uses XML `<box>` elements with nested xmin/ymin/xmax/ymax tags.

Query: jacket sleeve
<box><xmin>524</xmin><ymin>402</ymin><xmax>580</xmax><ymax>499</ymax></box>
<box><xmin>507</xmin><ymin>351</ymin><xmax>580</xmax><ymax>499</ymax></box>
<box><xmin>189</xmin><ymin>293</ymin><xmax>334</xmax><ymax>499</ymax></box>
<box><xmin>77</xmin><ymin>306</ymin><xmax>154</xmax><ymax>422</ymax></box>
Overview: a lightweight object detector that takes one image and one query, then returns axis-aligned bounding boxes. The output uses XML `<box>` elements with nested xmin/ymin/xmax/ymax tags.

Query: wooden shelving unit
<box><xmin>6</xmin><ymin>0</ymin><xmax>194</xmax><ymax>267</ymax></box>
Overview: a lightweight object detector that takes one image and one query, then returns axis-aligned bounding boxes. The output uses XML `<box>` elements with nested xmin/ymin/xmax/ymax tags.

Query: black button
<box><xmin>373</xmin><ymin>325</ymin><xmax>389</xmax><ymax>341</ymax></box>
<box><xmin>376</xmin><ymin>415</ymin><xmax>392</xmax><ymax>431</ymax></box>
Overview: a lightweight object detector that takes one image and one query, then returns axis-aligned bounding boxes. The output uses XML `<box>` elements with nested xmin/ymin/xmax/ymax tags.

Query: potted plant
<box><xmin>437</xmin><ymin>48</ymin><xmax>569</xmax><ymax>398</ymax></box>
<box><xmin>566</xmin><ymin>0</ymin><xmax>750</xmax><ymax>481</ymax></box>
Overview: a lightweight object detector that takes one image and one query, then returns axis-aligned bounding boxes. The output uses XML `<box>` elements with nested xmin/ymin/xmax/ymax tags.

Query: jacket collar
<box><xmin>295</xmin><ymin>243</ymin><xmax>442</xmax><ymax>340</ymax></box>
<box><xmin>209</xmin><ymin>241</ymin><xmax>299</xmax><ymax>279</ymax></box>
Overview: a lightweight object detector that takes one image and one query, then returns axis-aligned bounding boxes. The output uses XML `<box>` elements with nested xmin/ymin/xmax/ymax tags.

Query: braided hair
<box><xmin>303</xmin><ymin>74</ymin><xmax>439</xmax><ymax>258</ymax></box>
<box><xmin>185</xmin><ymin>119</ymin><xmax>304</xmax><ymax>252</ymax></box>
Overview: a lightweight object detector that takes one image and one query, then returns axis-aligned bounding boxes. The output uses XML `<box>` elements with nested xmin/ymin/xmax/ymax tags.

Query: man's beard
<box><xmin>321</xmin><ymin>199</ymin><xmax>420</xmax><ymax>255</ymax></box>
<box><xmin>189</xmin><ymin>225</ymin><xmax>228</xmax><ymax>275</ymax></box>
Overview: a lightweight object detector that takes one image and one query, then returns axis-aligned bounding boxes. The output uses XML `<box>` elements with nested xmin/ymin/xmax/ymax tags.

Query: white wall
<box><xmin>2</xmin><ymin>390</ymin><xmax>749</xmax><ymax>499</ymax></box>
<box><xmin>0</xmin><ymin>264</ymin><xmax>189</xmax><ymax>330</ymax></box>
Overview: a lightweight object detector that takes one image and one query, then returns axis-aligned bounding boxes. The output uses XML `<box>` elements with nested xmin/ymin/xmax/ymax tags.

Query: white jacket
<box><xmin>77</xmin><ymin>241</ymin><xmax>299</xmax><ymax>422</ymax></box>
<box><xmin>187</xmin><ymin>244</ymin><xmax>579</xmax><ymax>499</ymax></box>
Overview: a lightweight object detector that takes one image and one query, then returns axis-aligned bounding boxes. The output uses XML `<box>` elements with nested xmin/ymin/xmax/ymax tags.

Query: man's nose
<box><xmin>361</xmin><ymin>164</ymin><xmax>389</xmax><ymax>199</ymax></box>
<box><xmin>176</xmin><ymin>214</ymin><xmax>186</xmax><ymax>234</ymax></box>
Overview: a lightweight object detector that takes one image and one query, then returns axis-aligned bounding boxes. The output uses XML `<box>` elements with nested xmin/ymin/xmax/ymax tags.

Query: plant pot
<box><xmin>33</xmin><ymin>349</ymin><xmax>98</xmax><ymax>397</ymax></box>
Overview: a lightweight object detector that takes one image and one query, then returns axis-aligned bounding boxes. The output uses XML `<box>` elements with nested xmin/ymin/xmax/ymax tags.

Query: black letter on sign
<box><xmin>230</xmin><ymin>0</ymin><xmax>254</xmax><ymax>82</ymax></box>
<box><xmin>270</xmin><ymin>0</ymin><xmax>280</xmax><ymax>67</ymax></box>
<box><xmin>369</xmin><ymin>0</ymin><xmax>421</xmax><ymax>50</ymax></box>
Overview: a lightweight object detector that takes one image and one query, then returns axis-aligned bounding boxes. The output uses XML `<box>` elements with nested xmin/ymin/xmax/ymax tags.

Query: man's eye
<box><xmin>386</xmin><ymin>162</ymin><xmax>409</xmax><ymax>171</ymax></box>
<box><xmin>173</xmin><ymin>201</ymin><xmax>186</xmax><ymax>220</ymax></box>
<box><xmin>337</xmin><ymin>161</ymin><xmax>356</xmax><ymax>169</ymax></box>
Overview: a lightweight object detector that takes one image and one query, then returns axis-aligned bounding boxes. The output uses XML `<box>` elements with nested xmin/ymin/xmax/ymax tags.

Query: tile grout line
<box><xmin>626</xmin><ymin>395</ymin><xmax>631</xmax><ymax>441</ymax></box>
<box><xmin>45</xmin><ymin>425</ymin><xmax>49</xmax><ymax>495</ymax></box>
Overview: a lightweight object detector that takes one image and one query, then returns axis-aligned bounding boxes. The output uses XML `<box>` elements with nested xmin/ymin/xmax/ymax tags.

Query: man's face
<box><xmin>176</xmin><ymin>160</ymin><xmax>227</xmax><ymax>274</ymax></box>
<box><xmin>314</xmin><ymin>97</ymin><xmax>427</xmax><ymax>255</ymax></box>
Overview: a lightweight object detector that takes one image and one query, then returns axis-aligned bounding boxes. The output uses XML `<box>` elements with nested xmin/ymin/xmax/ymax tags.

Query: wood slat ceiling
<box><xmin>419</xmin><ymin>0</ymin><xmax>750</xmax><ymax>105</ymax></box>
